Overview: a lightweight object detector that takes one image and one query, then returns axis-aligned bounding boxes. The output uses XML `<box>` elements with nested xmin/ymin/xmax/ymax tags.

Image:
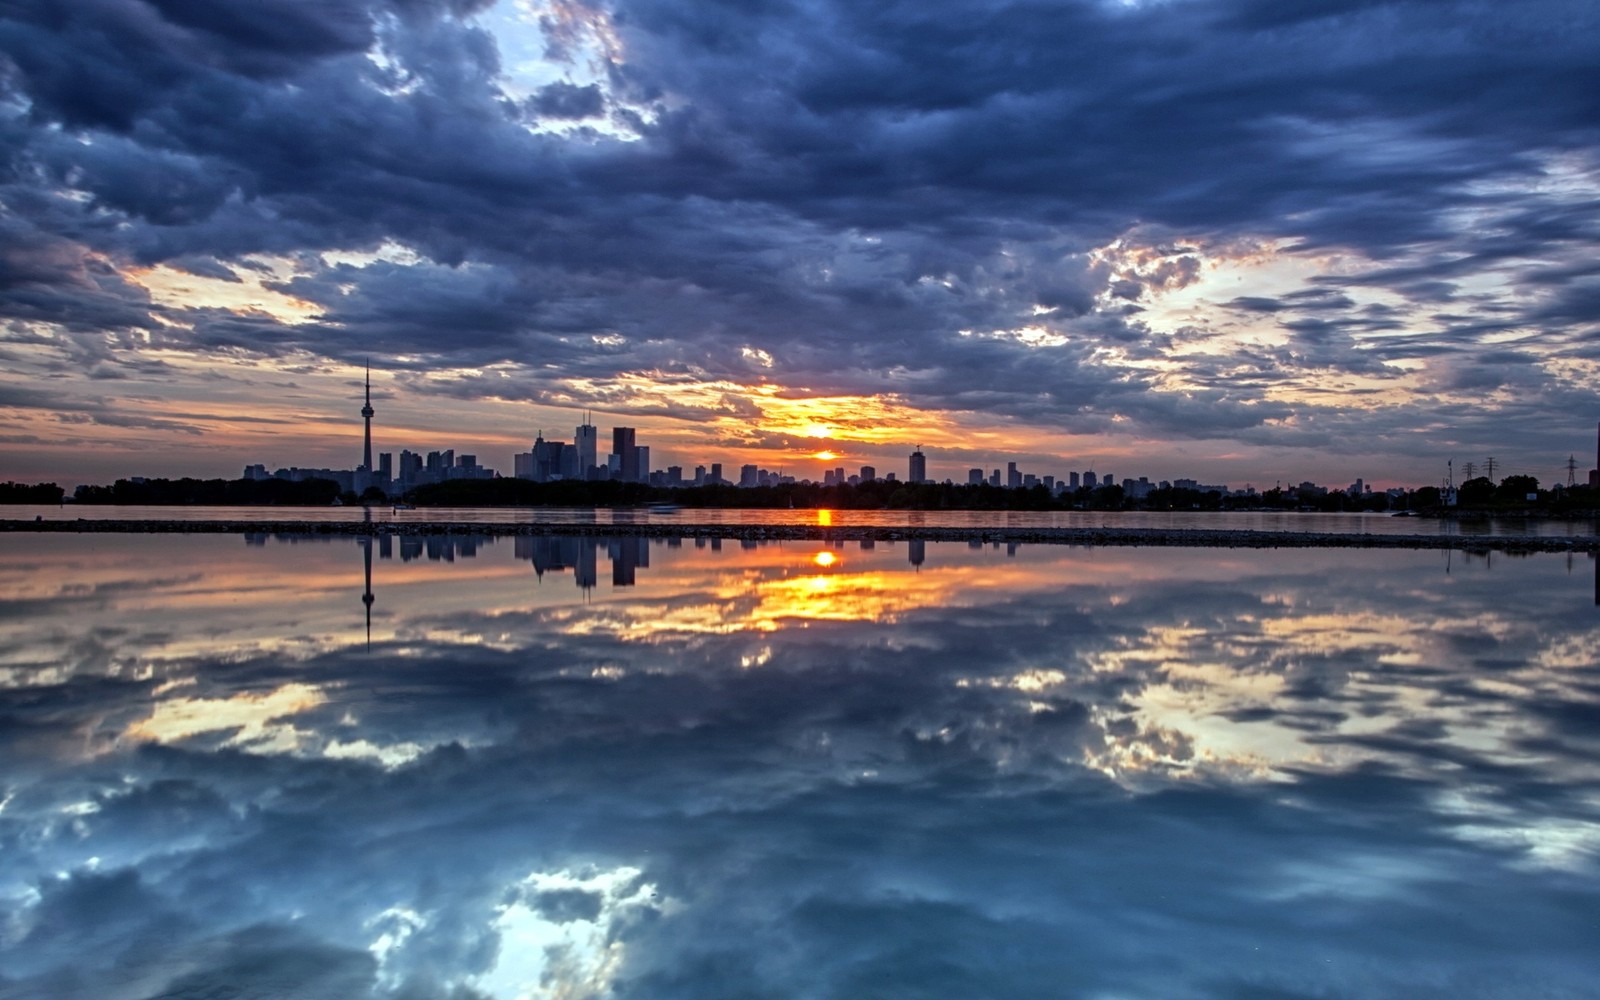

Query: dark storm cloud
<box><xmin>1</xmin><ymin>0</ymin><xmax>1598</xmax><ymax>449</ymax></box>
<box><xmin>529</xmin><ymin>81</ymin><xmax>605</xmax><ymax>119</ymax></box>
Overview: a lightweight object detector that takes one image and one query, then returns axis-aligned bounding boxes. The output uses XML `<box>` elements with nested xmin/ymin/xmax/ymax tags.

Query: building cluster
<box><xmin>512</xmin><ymin>419</ymin><xmax>800</xmax><ymax>488</ymax></box>
<box><xmin>244</xmin><ymin>448</ymin><xmax>492</xmax><ymax>495</ymax></box>
<box><xmin>242</xmin><ymin>368</ymin><xmax>496</xmax><ymax>496</ymax></box>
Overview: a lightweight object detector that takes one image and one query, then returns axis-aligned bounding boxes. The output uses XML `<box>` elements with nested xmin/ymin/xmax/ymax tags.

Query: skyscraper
<box><xmin>614</xmin><ymin>427</ymin><xmax>638</xmax><ymax>483</ymax></box>
<box><xmin>359</xmin><ymin>363</ymin><xmax>375</xmax><ymax>472</ymax></box>
<box><xmin>575</xmin><ymin>416</ymin><xmax>598</xmax><ymax>479</ymax></box>
<box><xmin>909</xmin><ymin>447</ymin><xmax>926</xmax><ymax>484</ymax></box>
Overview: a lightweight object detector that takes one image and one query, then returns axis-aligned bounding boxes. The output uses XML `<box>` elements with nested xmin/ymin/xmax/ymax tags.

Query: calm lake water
<box><xmin>10</xmin><ymin>502</ymin><xmax>1600</xmax><ymax>537</ymax></box>
<box><xmin>1</xmin><ymin>534</ymin><xmax>1597</xmax><ymax>999</ymax></box>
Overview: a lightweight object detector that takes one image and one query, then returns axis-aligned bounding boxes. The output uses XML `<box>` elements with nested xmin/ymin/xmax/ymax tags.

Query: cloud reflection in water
<box><xmin>0</xmin><ymin>535</ymin><xmax>1596</xmax><ymax>998</ymax></box>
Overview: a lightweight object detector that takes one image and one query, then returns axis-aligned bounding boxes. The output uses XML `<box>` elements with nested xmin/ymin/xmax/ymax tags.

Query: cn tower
<box><xmin>360</xmin><ymin>361</ymin><xmax>375</xmax><ymax>472</ymax></box>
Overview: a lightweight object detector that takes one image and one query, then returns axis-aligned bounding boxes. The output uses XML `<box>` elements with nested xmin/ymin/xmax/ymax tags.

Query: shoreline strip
<box><xmin>3</xmin><ymin>519</ymin><xmax>1597</xmax><ymax>553</ymax></box>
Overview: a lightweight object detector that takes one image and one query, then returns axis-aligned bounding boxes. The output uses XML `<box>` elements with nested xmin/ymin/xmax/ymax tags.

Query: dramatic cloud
<box><xmin>1</xmin><ymin>0</ymin><xmax>1598</xmax><ymax>484</ymax></box>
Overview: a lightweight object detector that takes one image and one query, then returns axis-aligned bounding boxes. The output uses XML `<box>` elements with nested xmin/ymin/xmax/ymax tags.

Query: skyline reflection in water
<box><xmin>1</xmin><ymin>534</ymin><xmax>1597</xmax><ymax>999</ymax></box>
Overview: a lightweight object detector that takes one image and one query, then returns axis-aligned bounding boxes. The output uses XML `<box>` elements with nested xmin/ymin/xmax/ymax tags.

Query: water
<box><xmin>9</xmin><ymin>502</ymin><xmax>1600</xmax><ymax>537</ymax></box>
<box><xmin>2</xmin><ymin>534</ymin><xmax>1597</xmax><ymax>999</ymax></box>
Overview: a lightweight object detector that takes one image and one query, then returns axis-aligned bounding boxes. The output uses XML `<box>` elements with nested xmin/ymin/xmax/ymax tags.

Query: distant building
<box><xmin>969</xmin><ymin>468</ymin><xmax>984</xmax><ymax>485</ymax></box>
<box><xmin>613</xmin><ymin>427</ymin><xmax>638</xmax><ymax>483</ymax></box>
<box><xmin>860</xmin><ymin>465</ymin><xmax>877</xmax><ymax>482</ymax></box>
<box><xmin>575</xmin><ymin>419</ymin><xmax>598</xmax><ymax>479</ymax></box>
<box><xmin>909</xmin><ymin>448</ymin><xmax>926</xmax><ymax>484</ymax></box>
<box><xmin>1007</xmin><ymin>462</ymin><xmax>1021</xmax><ymax>489</ymax></box>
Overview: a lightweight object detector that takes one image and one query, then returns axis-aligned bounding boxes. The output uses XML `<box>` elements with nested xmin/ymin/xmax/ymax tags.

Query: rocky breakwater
<box><xmin>4</xmin><ymin>518</ymin><xmax>1599</xmax><ymax>553</ymax></box>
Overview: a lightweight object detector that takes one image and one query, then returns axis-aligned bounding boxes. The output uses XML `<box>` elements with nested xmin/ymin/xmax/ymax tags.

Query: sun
<box><xmin>801</xmin><ymin>422</ymin><xmax>836</xmax><ymax>438</ymax></box>
<box><xmin>813</xmin><ymin>450</ymin><xmax>840</xmax><ymax>461</ymax></box>
<box><xmin>813</xmin><ymin>551</ymin><xmax>838</xmax><ymax>568</ymax></box>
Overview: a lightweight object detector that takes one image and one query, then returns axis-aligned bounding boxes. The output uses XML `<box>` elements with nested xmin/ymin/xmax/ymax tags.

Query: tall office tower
<box><xmin>523</xmin><ymin>432</ymin><xmax>547</xmax><ymax>481</ymax></box>
<box><xmin>969</xmin><ymin>468</ymin><xmax>984</xmax><ymax>485</ymax></box>
<box><xmin>740</xmin><ymin>464</ymin><xmax>758</xmax><ymax>487</ymax></box>
<box><xmin>667</xmin><ymin>465</ymin><xmax>683</xmax><ymax>487</ymax></box>
<box><xmin>575</xmin><ymin>416</ymin><xmax>598</xmax><ymax>479</ymax></box>
<box><xmin>989</xmin><ymin>469</ymin><xmax>1000</xmax><ymax>487</ymax></box>
<box><xmin>378</xmin><ymin>453</ymin><xmax>393</xmax><ymax>483</ymax></box>
<box><xmin>1069</xmin><ymin>471</ymin><xmax>1079</xmax><ymax>489</ymax></box>
<box><xmin>1102</xmin><ymin>473</ymin><xmax>1114</xmax><ymax>487</ymax></box>
<box><xmin>359</xmin><ymin>363</ymin><xmax>375</xmax><ymax>472</ymax></box>
<box><xmin>613</xmin><ymin>427</ymin><xmax>637</xmax><ymax>483</ymax></box>
<box><xmin>1083</xmin><ymin>470</ymin><xmax>1095</xmax><ymax>488</ymax></box>
<box><xmin>909</xmin><ymin>447</ymin><xmax>927</xmax><ymax>484</ymax></box>
<box><xmin>546</xmin><ymin>442</ymin><xmax>567</xmax><ymax>479</ymax></box>
<box><xmin>694</xmin><ymin>465</ymin><xmax>706</xmax><ymax>486</ymax></box>
<box><xmin>1042</xmin><ymin>475</ymin><xmax>1054</xmax><ymax>491</ymax></box>
<box><xmin>710</xmin><ymin>463</ymin><xmax>722</xmax><ymax>485</ymax></box>
<box><xmin>860</xmin><ymin>466</ymin><xmax>877</xmax><ymax>482</ymax></box>
<box><xmin>400</xmin><ymin>450</ymin><xmax>422</xmax><ymax>484</ymax></box>
<box><xmin>635</xmin><ymin>446</ymin><xmax>650</xmax><ymax>483</ymax></box>
<box><xmin>1007</xmin><ymin>462</ymin><xmax>1021</xmax><ymax>489</ymax></box>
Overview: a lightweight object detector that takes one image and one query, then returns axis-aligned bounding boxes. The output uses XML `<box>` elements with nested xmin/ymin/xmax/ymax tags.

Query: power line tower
<box><xmin>1567</xmin><ymin>455</ymin><xmax>1579</xmax><ymax>488</ymax></box>
<box><xmin>1484</xmin><ymin>456</ymin><xmax>1497</xmax><ymax>480</ymax></box>
<box><xmin>1462</xmin><ymin>461</ymin><xmax>1476</xmax><ymax>480</ymax></box>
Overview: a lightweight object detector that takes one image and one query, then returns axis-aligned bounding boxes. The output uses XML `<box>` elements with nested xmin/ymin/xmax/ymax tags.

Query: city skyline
<box><xmin>65</xmin><ymin>370</ymin><xmax>1600</xmax><ymax>496</ymax></box>
<box><xmin>2</xmin><ymin>1</ymin><xmax>1598</xmax><ymax>489</ymax></box>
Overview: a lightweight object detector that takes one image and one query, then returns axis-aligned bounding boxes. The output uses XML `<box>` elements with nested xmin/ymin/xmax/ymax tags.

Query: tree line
<box><xmin>0</xmin><ymin>481</ymin><xmax>65</xmax><ymax>504</ymax></box>
<box><xmin>7</xmin><ymin>473</ymin><xmax>1592</xmax><ymax>514</ymax></box>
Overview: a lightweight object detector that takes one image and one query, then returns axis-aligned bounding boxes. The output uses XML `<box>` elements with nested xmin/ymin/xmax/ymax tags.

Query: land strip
<box><xmin>4</xmin><ymin>518</ymin><xmax>1598</xmax><ymax>553</ymax></box>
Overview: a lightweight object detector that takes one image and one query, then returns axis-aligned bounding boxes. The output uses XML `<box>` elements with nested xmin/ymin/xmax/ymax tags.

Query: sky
<box><xmin>3</xmin><ymin>0</ymin><xmax>1600</xmax><ymax>489</ymax></box>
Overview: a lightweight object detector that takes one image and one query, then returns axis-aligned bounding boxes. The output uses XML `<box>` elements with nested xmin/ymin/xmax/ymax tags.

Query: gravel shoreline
<box><xmin>4</xmin><ymin>518</ymin><xmax>1597</xmax><ymax>553</ymax></box>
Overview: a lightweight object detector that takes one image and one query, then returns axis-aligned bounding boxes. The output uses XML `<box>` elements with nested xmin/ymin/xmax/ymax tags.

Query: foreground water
<box><xmin>1</xmin><ymin>534</ymin><xmax>1597</xmax><ymax>999</ymax></box>
<box><xmin>11</xmin><ymin>502</ymin><xmax>1600</xmax><ymax>537</ymax></box>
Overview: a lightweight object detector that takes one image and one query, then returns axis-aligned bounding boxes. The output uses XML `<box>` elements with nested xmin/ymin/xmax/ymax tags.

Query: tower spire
<box><xmin>359</xmin><ymin>358</ymin><xmax>375</xmax><ymax>473</ymax></box>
